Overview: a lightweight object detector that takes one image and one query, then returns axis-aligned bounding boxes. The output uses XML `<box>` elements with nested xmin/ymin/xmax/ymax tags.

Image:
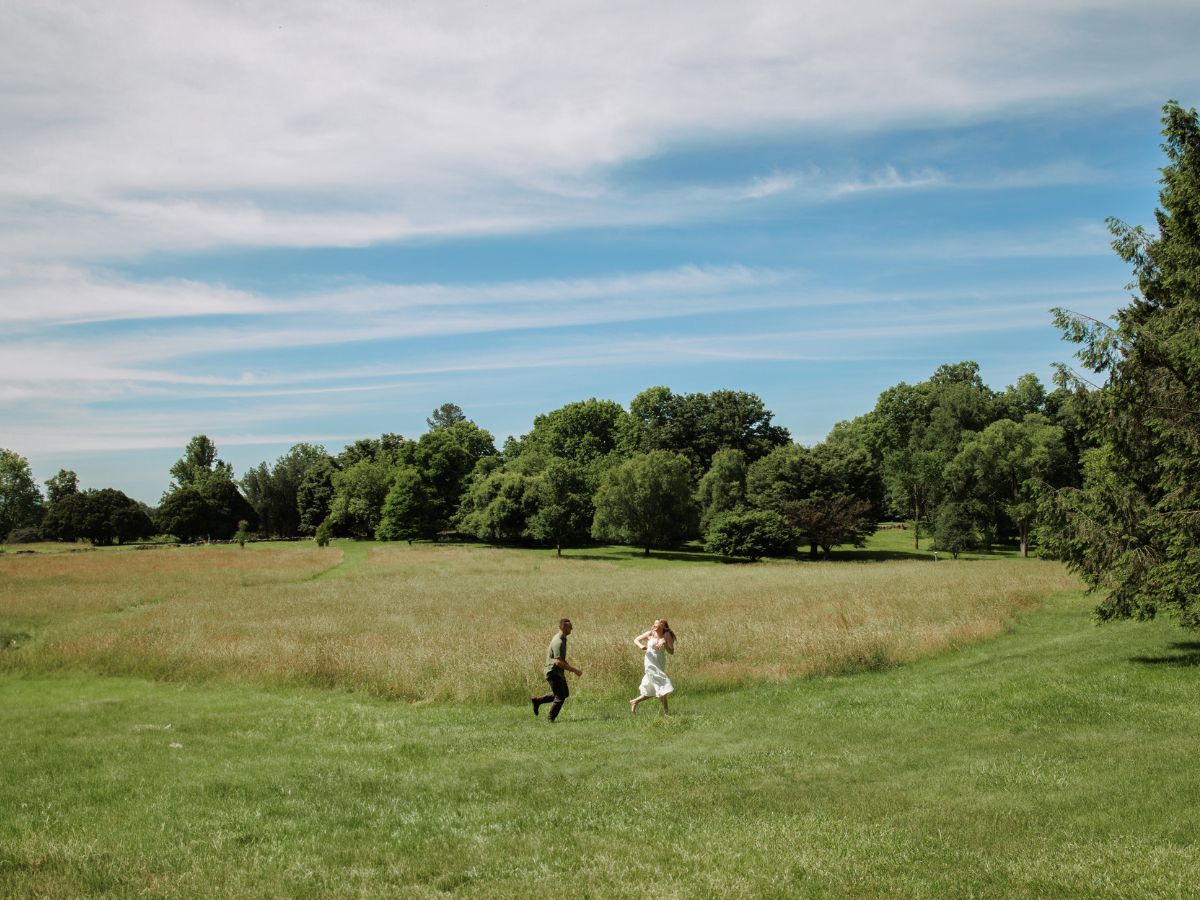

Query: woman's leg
<box><xmin>658</xmin><ymin>692</ymin><xmax>671</xmax><ymax>715</ymax></box>
<box><xmin>629</xmin><ymin>694</ymin><xmax>650</xmax><ymax>713</ymax></box>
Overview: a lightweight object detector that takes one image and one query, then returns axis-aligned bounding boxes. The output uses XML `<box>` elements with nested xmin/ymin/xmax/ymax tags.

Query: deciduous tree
<box><xmin>376</xmin><ymin>466</ymin><xmax>439</xmax><ymax>543</ymax></box>
<box><xmin>326</xmin><ymin>457</ymin><xmax>395</xmax><ymax>538</ymax></box>
<box><xmin>948</xmin><ymin>415</ymin><xmax>1069</xmax><ymax>557</ymax></box>
<box><xmin>696</xmin><ymin>448</ymin><xmax>748</xmax><ymax>533</ymax></box>
<box><xmin>44</xmin><ymin>469</ymin><xmax>79</xmax><ymax>505</ymax></box>
<box><xmin>704</xmin><ymin>509</ymin><xmax>796</xmax><ymax>561</ymax></box>
<box><xmin>0</xmin><ymin>449</ymin><xmax>43</xmax><ymax>539</ymax></box>
<box><xmin>169</xmin><ymin>435</ymin><xmax>233</xmax><ymax>489</ymax></box>
<box><xmin>591</xmin><ymin>451</ymin><xmax>696</xmax><ymax>555</ymax></box>
<box><xmin>76</xmin><ymin>488</ymin><xmax>154</xmax><ymax>546</ymax></box>
<box><xmin>398</xmin><ymin>420</ymin><xmax>496</xmax><ymax>532</ymax></box>
<box><xmin>527</xmin><ymin>458</ymin><xmax>593</xmax><ymax>555</ymax></box>
<box><xmin>515</xmin><ymin>398</ymin><xmax>627</xmax><ymax>464</ymax></box>
<box><xmin>454</xmin><ymin>456</ymin><xmax>543</xmax><ymax>543</ymax></box>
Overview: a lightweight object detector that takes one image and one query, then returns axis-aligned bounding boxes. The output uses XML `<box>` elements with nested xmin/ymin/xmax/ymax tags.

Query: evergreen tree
<box><xmin>1046</xmin><ymin>101</ymin><xmax>1200</xmax><ymax>625</ymax></box>
<box><xmin>427</xmin><ymin>403</ymin><xmax>467</xmax><ymax>430</ymax></box>
<box><xmin>242</xmin><ymin>444</ymin><xmax>329</xmax><ymax>537</ymax></box>
<box><xmin>931</xmin><ymin>501</ymin><xmax>982</xmax><ymax>559</ymax></box>
<box><xmin>297</xmin><ymin>457</ymin><xmax>336</xmax><ymax>535</ymax></box>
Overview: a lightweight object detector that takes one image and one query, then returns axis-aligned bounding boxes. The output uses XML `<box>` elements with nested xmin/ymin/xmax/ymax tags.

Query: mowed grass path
<box><xmin>3</xmin><ymin>556</ymin><xmax>1199</xmax><ymax>894</ymax></box>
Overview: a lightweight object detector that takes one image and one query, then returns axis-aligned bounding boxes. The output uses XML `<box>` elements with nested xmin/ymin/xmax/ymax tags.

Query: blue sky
<box><xmin>2</xmin><ymin>1</ymin><xmax>1199</xmax><ymax>503</ymax></box>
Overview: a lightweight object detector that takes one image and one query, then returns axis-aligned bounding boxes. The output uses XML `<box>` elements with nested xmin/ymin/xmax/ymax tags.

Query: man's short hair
<box><xmin>559</xmin><ymin>618</ymin><xmax>572</xmax><ymax>629</ymax></box>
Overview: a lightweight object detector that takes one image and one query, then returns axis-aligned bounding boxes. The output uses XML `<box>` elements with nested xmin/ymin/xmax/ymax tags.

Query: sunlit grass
<box><xmin>3</xmin><ymin>592</ymin><xmax>1198</xmax><ymax>897</ymax></box>
<box><xmin>0</xmin><ymin>538</ymin><xmax>1077</xmax><ymax>702</ymax></box>
<box><xmin>5</xmin><ymin>536</ymin><xmax>1189</xmax><ymax>897</ymax></box>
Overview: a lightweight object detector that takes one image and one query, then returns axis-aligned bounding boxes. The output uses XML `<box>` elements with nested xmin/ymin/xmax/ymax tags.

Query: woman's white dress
<box><xmin>639</xmin><ymin>637</ymin><xmax>674</xmax><ymax>698</ymax></box>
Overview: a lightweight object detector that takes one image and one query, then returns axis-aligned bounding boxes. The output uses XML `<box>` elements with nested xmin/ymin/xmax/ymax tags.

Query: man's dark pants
<box><xmin>534</xmin><ymin>669</ymin><xmax>569</xmax><ymax>721</ymax></box>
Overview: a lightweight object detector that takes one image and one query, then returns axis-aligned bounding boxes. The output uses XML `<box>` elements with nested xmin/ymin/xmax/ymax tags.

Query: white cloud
<box><xmin>1</xmin><ymin>0</ymin><xmax>1196</xmax><ymax>260</ymax></box>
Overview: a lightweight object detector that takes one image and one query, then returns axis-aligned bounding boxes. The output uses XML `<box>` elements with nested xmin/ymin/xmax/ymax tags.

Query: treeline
<box><xmin>0</xmin><ymin>374</ymin><xmax>1086</xmax><ymax>560</ymax></box>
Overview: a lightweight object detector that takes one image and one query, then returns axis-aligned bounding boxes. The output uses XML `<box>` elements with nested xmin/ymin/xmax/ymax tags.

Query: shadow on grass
<box><xmin>1129</xmin><ymin>642</ymin><xmax>1200</xmax><ymax>667</ymax></box>
<box><xmin>563</xmin><ymin>549</ymin><xmax>729</xmax><ymax>564</ymax></box>
<box><xmin>449</xmin><ymin>537</ymin><xmax>1026</xmax><ymax>566</ymax></box>
<box><xmin>544</xmin><ymin>547</ymin><xmax>1019</xmax><ymax>565</ymax></box>
<box><xmin>828</xmin><ymin>547</ymin><xmax>1023</xmax><ymax>563</ymax></box>
<box><xmin>824</xmin><ymin>549</ymin><xmax>938</xmax><ymax>562</ymax></box>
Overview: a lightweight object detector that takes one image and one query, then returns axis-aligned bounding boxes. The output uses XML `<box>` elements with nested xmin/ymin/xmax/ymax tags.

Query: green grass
<box><xmin>3</xmin><ymin>584</ymin><xmax>1199</xmax><ymax>896</ymax></box>
<box><xmin>827</xmin><ymin>523</ymin><xmax>1026</xmax><ymax>562</ymax></box>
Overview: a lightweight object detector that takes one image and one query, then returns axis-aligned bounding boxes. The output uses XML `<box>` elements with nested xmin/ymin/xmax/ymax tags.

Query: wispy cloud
<box><xmin>830</xmin><ymin>166</ymin><xmax>947</xmax><ymax>197</ymax></box>
<box><xmin>742</xmin><ymin>171</ymin><xmax>804</xmax><ymax>200</ymax></box>
<box><xmin>0</xmin><ymin>263</ymin><xmax>793</xmax><ymax>342</ymax></box>
<box><xmin>0</xmin><ymin>263</ymin><xmax>1124</xmax><ymax>456</ymax></box>
<box><xmin>846</xmin><ymin>221</ymin><xmax>1117</xmax><ymax>261</ymax></box>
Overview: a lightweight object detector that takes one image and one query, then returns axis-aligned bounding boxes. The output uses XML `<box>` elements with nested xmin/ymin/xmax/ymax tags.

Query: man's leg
<box><xmin>531</xmin><ymin>693</ymin><xmax>554</xmax><ymax>716</ymax></box>
<box><xmin>546</xmin><ymin>670</ymin><xmax>569</xmax><ymax>721</ymax></box>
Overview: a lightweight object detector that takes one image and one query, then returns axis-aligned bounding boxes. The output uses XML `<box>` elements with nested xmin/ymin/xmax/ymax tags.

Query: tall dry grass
<box><xmin>0</xmin><ymin>543</ymin><xmax>1079</xmax><ymax>702</ymax></box>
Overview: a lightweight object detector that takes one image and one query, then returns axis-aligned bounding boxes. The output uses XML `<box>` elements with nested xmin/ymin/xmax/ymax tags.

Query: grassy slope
<box><xmin>3</xmin><ymin>586</ymin><xmax>1199</xmax><ymax>897</ymax></box>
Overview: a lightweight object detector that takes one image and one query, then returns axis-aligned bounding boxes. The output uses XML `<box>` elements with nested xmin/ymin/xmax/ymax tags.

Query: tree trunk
<box><xmin>913</xmin><ymin>499</ymin><xmax>921</xmax><ymax>549</ymax></box>
<box><xmin>556</xmin><ymin>541</ymin><xmax>562</xmax><ymax>557</ymax></box>
<box><xmin>1020</xmin><ymin>524</ymin><xmax>1028</xmax><ymax>558</ymax></box>
<box><xmin>809</xmin><ymin>541</ymin><xmax>819</xmax><ymax>560</ymax></box>
<box><xmin>644</xmin><ymin>546</ymin><xmax>651</xmax><ymax>557</ymax></box>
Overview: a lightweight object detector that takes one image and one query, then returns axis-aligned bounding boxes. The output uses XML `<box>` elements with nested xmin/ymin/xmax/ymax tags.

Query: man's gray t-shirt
<box><xmin>544</xmin><ymin>633</ymin><xmax>566</xmax><ymax>675</ymax></box>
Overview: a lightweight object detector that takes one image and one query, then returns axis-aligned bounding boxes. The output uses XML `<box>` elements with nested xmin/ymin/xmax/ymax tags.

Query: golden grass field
<box><xmin>0</xmin><ymin>542</ymin><xmax>1079</xmax><ymax>702</ymax></box>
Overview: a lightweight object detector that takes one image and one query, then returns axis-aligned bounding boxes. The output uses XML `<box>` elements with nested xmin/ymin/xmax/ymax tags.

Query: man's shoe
<box><xmin>531</xmin><ymin>698</ymin><xmax>541</xmax><ymax>717</ymax></box>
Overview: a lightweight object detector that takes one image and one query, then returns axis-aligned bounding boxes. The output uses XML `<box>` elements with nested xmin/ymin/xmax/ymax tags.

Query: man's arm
<box><xmin>552</xmin><ymin>657</ymin><xmax>582</xmax><ymax>676</ymax></box>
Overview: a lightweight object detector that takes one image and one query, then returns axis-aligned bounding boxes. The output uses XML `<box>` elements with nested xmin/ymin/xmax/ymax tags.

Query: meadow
<box><xmin>2</xmin><ymin>536</ymin><xmax>1198</xmax><ymax>896</ymax></box>
<box><xmin>0</xmin><ymin>536</ymin><xmax>1074</xmax><ymax>701</ymax></box>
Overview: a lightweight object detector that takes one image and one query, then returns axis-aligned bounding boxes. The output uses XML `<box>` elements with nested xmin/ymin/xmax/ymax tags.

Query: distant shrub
<box><xmin>932</xmin><ymin>502</ymin><xmax>981</xmax><ymax>559</ymax></box>
<box><xmin>704</xmin><ymin>509</ymin><xmax>796</xmax><ymax>561</ymax></box>
<box><xmin>315</xmin><ymin>519</ymin><xmax>333</xmax><ymax>547</ymax></box>
<box><xmin>5</xmin><ymin>526</ymin><xmax>42</xmax><ymax>544</ymax></box>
